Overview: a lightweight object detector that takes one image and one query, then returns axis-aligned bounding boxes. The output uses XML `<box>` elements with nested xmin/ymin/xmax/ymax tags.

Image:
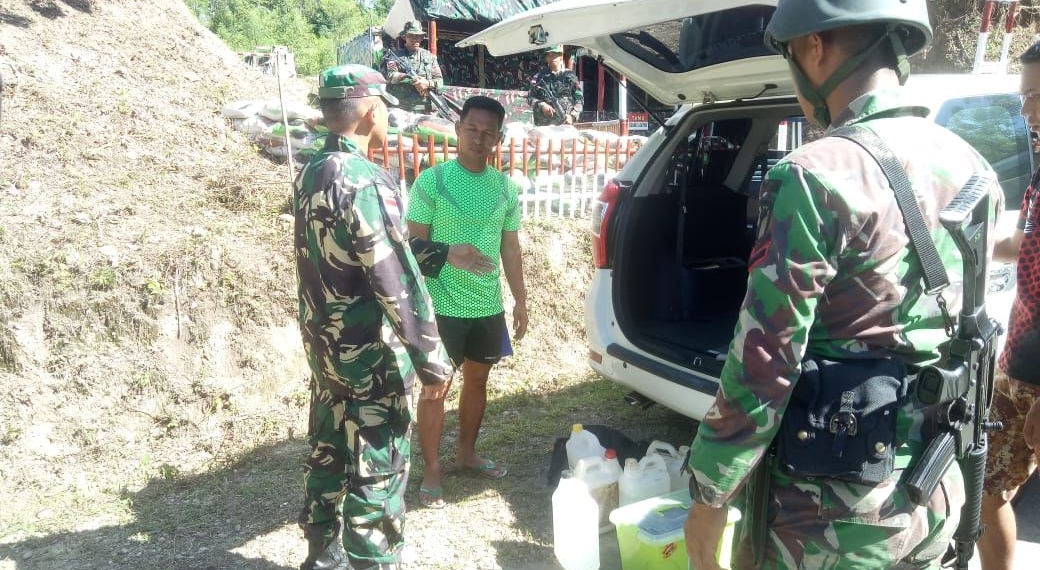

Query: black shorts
<box><xmin>435</xmin><ymin>312</ymin><xmax>511</xmax><ymax>367</ymax></box>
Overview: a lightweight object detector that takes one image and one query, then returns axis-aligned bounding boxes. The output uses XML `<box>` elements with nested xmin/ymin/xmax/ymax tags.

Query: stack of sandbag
<box><xmin>221</xmin><ymin>99</ymin><xmax>325</xmax><ymax>164</ymax></box>
<box><xmin>527</xmin><ymin>125</ymin><xmax>581</xmax><ymax>153</ymax></box>
<box><xmin>402</xmin><ymin>115</ymin><xmax>458</xmax><ymax>147</ymax></box>
<box><xmin>502</xmin><ymin>121</ymin><xmax>530</xmax><ymax>150</ymax></box>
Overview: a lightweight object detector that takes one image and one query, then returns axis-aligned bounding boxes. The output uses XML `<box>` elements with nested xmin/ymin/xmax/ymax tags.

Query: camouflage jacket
<box><xmin>381</xmin><ymin>47</ymin><xmax>444</xmax><ymax>111</ymax></box>
<box><xmin>527</xmin><ymin>68</ymin><xmax>583</xmax><ymax>126</ymax></box>
<box><xmin>688</xmin><ymin>89</ymin><xmax>1004</xmax><ymax>507</ymax></box>
<box><xmin>293</xmin><ymin>134</ymin><xmax>452</xmax><ymax>400</ymax></box>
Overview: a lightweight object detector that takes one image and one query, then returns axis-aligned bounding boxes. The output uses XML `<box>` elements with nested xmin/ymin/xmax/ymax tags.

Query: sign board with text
<box><xmin>627</xmin><ymin>111</ymin><xmax>649</xmax><ymax>133</ymax></box>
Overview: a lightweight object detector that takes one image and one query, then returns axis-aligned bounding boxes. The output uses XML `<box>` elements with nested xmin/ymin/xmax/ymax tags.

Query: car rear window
<box><xmin>609</xmin><ymin>5</ymin><xmax>776</xmax><ymax>73</ymax></box>
<box><xmin>934</xmin><ymin>93</ymin><xmax>1033</xmax><ymax>208</ymax></box>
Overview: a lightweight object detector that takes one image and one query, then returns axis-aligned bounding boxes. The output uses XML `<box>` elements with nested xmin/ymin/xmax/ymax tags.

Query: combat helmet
<box><xmin>763</xmin><ymin>0</ymin><xmax>933</xmax><ymax>126</ymax></box>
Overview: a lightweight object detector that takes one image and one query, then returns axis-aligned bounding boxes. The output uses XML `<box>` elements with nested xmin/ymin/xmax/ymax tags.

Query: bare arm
<box><xmin>994</xmin><ymin>226</ymin><xmax>1024</xmax><ymax>263</ymax></box>
<box><xmin>501</xmin><ymin>230</ymin><xmax>528</xmax><ymax>340</ymax></box>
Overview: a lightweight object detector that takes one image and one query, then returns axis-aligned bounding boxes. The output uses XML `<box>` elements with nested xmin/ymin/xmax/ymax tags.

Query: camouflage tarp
<box><xmin>407</xmin><ymin>0</ymin><xmax>562</xmax><ymax>26</ymax></box>
<box><xmin>435</xmin><ymin>38</ymin><xmax>542</xmax><ymax>91</ymax></box>
<box><xmin>439</xmin><ymin>85</ymin><xmax>532</xmax><ymax>123</ymax></box>
<box><xmin>337</xmin><ymin>27</ymin><xmax>385</xmax><ymax>68</ymax></box>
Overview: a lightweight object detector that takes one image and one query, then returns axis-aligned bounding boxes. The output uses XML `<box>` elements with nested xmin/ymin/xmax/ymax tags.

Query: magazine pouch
<box><xmin>777</xmin><ymin>353</ymin><xmax>909</xmax><ymax>484</ymax></box>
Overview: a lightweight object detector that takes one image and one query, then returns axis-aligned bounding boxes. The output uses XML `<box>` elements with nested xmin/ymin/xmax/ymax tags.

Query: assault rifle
<box><xmin>905</xmin><ymin>173</ymin><xmax>1003</xmax><ymax>570</ymax></box>
<box><xmin>383</xmin><ymin>48</ymin><xmax>458</xmax><ymax>121</ymax></box>
<box><xmin>534</xmin><ymin>81</ymin><xmax>569</xmax><ymax>125</ymax></box>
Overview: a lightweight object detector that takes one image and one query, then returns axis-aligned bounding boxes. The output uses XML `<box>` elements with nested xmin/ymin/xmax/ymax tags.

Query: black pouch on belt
<box><xmin>777</xmin><ymin>353</ymin><xmax>909</xmax><ymax>484</ymax></box>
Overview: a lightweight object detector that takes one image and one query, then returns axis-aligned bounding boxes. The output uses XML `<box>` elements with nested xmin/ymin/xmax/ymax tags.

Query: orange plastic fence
<box><xmin>366</xmin><ymin>131</ymin><xmax>642</xmax><ymax>217</ymax></box>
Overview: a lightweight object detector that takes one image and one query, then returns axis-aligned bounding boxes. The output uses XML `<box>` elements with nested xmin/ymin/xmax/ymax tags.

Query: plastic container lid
<box><xmin>635</xmin><ymin>504</ymin><xmax>689</xmax><ymax>545</ymax></box>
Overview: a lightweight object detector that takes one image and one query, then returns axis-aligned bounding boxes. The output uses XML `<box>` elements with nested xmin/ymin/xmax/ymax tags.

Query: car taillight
<box><xmin>591</xmin><ymin>179</ymin><xmax>620</xmax><ymax>268</ymax></box>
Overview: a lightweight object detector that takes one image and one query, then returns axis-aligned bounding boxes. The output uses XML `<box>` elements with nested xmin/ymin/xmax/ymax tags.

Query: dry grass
<box><xmin>0</xmin><ymin>2</ymin><xmax>698</xmax><ymax>569</ymax></box>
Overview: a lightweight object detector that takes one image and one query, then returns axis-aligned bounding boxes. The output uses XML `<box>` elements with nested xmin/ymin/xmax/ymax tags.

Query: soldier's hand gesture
<box><xmin>448</xmin><ymin>244</ymin><xmax>496</xmax><ymax>276</ymax></box>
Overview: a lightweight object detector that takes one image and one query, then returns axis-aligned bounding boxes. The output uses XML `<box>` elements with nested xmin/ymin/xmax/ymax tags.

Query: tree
<box><xmin>185</xmin><ymin>0</ymin><xmax>389</xmax><ymax>75</ymax></box>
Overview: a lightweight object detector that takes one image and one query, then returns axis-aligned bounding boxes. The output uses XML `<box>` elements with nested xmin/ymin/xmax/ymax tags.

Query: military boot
<box><xmin>299</xmin><ymin>522</ymin><xmax>351</xmax><ymax>570</ymax></box>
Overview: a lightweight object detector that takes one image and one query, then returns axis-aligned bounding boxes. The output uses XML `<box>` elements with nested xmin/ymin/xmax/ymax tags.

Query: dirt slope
<box><xmin>0</xmin><ymin>2</ymin><xmax>603</xmax><ymax>569</ymax></box>
<box><xmin>0</xmin><ymin>0</ymin><xmax>310</xmax><ymax>541</ymax></box>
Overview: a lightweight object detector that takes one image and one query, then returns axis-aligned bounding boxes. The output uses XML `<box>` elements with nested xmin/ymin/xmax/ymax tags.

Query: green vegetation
<box><xmin>185</xmin><ymin>0</ymin><xmax>394</xmax><ymax>75</ymax></box>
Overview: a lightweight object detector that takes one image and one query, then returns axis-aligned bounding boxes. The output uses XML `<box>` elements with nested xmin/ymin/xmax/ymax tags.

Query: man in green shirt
<box><xmin>406</xmin><ymin>96</ymin><xmax>529</xmax><ymax>508</ymax></box>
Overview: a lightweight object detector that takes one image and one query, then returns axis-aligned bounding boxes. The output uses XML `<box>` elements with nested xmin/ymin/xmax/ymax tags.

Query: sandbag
<box><xmin>259</xmin><ymin>101</ymin><xmax>318</xmax><ymax>122</ymax></box>
<box><xmin>411</xmin><ymin>116</ymin><xmax>457</xmax><ymax>145</ymax></box>
<box><xmin>232</xmin><ymin>115</ymin><xmax>275</xmax><ymax>140</ymax></box>
<box><xmin>528</xmin><ymin>125</ymin><xmax>580</xmax><ymax>152</ymax></box>
<box><xmin>270</xmin><ymin>121</ymin><xmax>314</xmax><ymax>140</ymax></box>
<box><xmin>221</xmin><ymin>99</ymin><xmax>266</xmax><ymax>119</ymax></box>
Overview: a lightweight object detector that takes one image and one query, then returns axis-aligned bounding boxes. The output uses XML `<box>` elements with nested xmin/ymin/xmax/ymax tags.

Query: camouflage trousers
<box><xmin>298</xmin><ymin>376</ymin><xmax>413</xmax><ymax>568</ymax></box>
<box><xmin>730</xmin><ymin>465</ymin><xmax>964</xmax><ymax>570</ymax></box>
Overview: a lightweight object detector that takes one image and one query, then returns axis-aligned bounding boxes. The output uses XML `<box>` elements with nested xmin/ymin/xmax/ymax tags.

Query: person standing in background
<box><xmin>381</xmin><ymin>20</ymin><xmax>444</xmax><ymax>114</ymax></box>
<box><xmin>527</xmin><ymin>45</ymin><xmax>583</xmax><ymax>126</ymax></box>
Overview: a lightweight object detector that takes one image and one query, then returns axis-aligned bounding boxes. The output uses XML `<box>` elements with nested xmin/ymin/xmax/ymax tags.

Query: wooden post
<box><xmin>478</xmin><ymin>45</ymin><xmax>486</xmax><ymax>89</ymax></box>
<box><xmin>597</xmin><ymin>62</ymin><xmax>605</xmax><ymax>119</ymax></box>
<box><xmin>429</xmin><ymin>20</ymin><xmax>438</xmax><ymax>55</ymax></box>
<box><xmin>619</xmin><ymin>74</ymin><xmax>629</xmax><ymax>136</ymax></box>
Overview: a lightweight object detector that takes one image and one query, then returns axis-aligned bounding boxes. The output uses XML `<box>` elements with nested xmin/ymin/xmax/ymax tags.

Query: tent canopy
<box><xmin>384</xmin><ymin>0</ymin><xmax>561</xmax><ymax>37</ymax></box>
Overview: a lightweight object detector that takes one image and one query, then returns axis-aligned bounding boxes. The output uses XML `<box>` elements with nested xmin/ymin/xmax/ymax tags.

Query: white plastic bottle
<box><xmin>603</xmin><ymin>448</ymin><xmax>623</xmax><ymax>492</ymax></box>
<box><xmin>618</xmin><ymin>454</ymin><xmax>671</xmax><ymax>506</ymax></box>
<box><xmin>565</xmin><ymin>423</ymin><xmax>606</xmax><ymax>470</ymax></box>
<box><xmin>645</xmin><ymin>440</ymin><xmax>692</xmax><ymax>492</ymax></box>
<box><xmin>575</xmin><ymin>454</ymin><xmax>621</xmax><ymax>532</ymax></box>
<box><xmin>552</xmin><ymin>470</ymin><xmax>600</xmax><ymax>570</ymax></box>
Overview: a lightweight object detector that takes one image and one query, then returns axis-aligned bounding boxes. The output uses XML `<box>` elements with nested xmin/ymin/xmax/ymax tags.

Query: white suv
<box><xmin>463</xmin><ymin>0</ymin><xmax>1032</xmax><ymax>420</ymax></box>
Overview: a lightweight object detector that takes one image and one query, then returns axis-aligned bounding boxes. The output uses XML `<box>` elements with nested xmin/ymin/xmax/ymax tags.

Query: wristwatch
<box><xmin>688</xmin><ymin>475</ymin><xmax>725</xmax><ymax>508</ymax></box>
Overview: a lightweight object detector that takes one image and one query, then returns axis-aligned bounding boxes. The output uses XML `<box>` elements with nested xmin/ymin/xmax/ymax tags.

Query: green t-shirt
<box><xmin>406</xmin><ymin>160</ymin><xmax>522</xmax><ymax>318</ymax></box>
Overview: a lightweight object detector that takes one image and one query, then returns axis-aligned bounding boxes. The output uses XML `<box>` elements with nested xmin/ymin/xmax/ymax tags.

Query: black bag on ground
<box><xmin>777</xmin><ymin>353</ymin><xmax>909</xmax><ymax>484</ymax></box>
<box><xmin>546</xmin><ymin>425</ymin><xmax>651</xmax><ymax>487</ymax></box>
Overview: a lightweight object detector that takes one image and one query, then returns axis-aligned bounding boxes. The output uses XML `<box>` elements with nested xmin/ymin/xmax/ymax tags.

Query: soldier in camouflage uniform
<box><xmin>380</xmin><ymin>21</ymin><xmax>444</xmax><ymax>114</ymax></box>
<box><xmin>527</xmin><ymin>45</ymin><xmax>583</xmax><ymax>126</ymax></box>
<box><xmin>294</xmin><ymin>64</ymin><xmax>493</xmax><ymax>570</ymax></box>
<box><xmin>682</xmin><ymin>2</ymin><xmax>1004</xmax><ymax>570</ymax></box>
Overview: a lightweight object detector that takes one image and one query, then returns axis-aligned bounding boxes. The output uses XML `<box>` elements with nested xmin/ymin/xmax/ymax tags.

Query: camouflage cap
<box><xmin>545</xmin><ymin>45</ymin><xmax>564</xmax><ymax>54</ymax></box>
<box><xmin>317</xmin><ymin>64</ymin><xmax>399</xmax><ymax>106</ymax></box>
<box><xmin>402</xmin><ymin>20</ymin><xmax>426</xmax><ymax>36</ymax></box>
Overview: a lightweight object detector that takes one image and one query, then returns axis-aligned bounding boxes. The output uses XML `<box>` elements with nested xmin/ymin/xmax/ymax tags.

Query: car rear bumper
<box><xmin>585</xmin><ymin>270</ymin><xmax>719</xmax><ymax>420</ymax></box>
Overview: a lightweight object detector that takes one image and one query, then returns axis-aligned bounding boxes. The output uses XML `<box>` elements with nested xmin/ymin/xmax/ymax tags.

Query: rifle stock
<box><xmin>903</xmin><ymin>173</ymin><xmax>1002</xmax><ymax>570</ymax></box>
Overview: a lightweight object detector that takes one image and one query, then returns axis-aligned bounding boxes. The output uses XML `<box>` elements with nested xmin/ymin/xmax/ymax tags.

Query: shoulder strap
<box><xmin>829</xmin><ymin>125</ymin><xmax>950</xmax><ymax>295</ymax></box>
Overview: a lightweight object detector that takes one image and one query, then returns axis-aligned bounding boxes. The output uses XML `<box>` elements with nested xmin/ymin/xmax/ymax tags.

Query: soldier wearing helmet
<box><xmin>682</xmin><ymin>2</ymin><xmax>1004</xmax><ymax>569</ymax></box>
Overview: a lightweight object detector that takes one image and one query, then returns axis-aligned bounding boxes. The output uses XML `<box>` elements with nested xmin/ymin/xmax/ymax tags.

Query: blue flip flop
<box><xmin>419</xmin><ymin>486</ymin><xmax>445</xmax><ymax>509</ymax></box>
<box><xmin>461</xmin><ymin>459</ymin><xmax>508</xmax><ymax>480</ymax></box>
